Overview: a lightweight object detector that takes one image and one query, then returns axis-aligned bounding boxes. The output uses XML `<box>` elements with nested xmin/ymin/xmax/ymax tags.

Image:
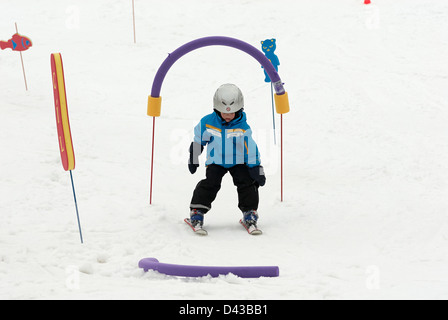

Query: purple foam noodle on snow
<box><xmin>138</xmin><ymin>258</ymin><xmax>279</xmax><ymax>278</ymax></box>
<box><xmin>150</xmin><ymin>36</ymin><xmax>286</xmax><ymax>98</ymax></box>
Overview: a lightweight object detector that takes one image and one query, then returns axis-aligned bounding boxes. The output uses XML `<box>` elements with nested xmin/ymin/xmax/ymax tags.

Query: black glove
<box><xmin>188</xmin><ymin>142</ymin><xmax>204</xmax><ymax>174</ymax></box>
<box><xmin>248</xmin><ymin>165</ymin><xmax>266</xmax><ymax>186</ymax></box>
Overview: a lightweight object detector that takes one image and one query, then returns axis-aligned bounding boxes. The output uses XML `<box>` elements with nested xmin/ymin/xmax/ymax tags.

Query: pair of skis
<box><xmin>184</xmin><ymin>218</ymin><xmax>262</xmax><ymax>236</ymax></box>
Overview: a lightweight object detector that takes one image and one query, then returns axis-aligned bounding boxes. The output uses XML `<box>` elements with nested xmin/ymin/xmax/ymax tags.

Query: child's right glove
<box><xmin>188</xmin><ymin>142</ymin><xmax>204</xmax><ymax>174</ymax></box>
<box><xmin>248</xmin><ymin>165</ymin><xmax>266</xmax><ymax>186</ymax></box>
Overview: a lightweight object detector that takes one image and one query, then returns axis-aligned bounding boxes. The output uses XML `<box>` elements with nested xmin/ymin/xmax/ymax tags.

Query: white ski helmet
<box><xmin>213</xmin><ymin>83</ymin><xmax>244</xmax><ymax>114</ymax></box>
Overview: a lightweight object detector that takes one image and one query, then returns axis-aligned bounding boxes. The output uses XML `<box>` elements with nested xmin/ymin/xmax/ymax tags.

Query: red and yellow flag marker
<box><xmin>51</xmin><ymin>53</ymin><xmax>75</xmax><ymax>171</ymax></box>
<box><xmin>51</xmin><ymin>53</ymin><xmax>83</xmax><ymax>243</ymax></box>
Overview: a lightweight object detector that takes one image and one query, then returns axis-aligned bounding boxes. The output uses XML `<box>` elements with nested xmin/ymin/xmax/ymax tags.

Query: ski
<box><xmin>184</xmin><ymin>218</ymin><xmax>208</xmax><ymax>236</ymax></box>
<box><xmin>239</xmin><ymin>219</ymin><xmax>262</xmax><ymax>235</ymax></box>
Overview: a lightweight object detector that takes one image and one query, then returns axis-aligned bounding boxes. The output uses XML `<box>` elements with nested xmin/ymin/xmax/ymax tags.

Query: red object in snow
<box><xmin>0</xmin><ymin>33</ymin><xmax>32</xmax><ymax>51</ymax></box>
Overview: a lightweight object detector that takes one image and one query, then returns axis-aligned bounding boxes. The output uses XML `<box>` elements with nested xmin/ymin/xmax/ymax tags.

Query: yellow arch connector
<box><xmin>274</xmin><ymin>92</ymin><xmax>290</xmax><ymax>114</ymax></box>
<box><xmin>147</xmin><ymin>96</ymin><xmax>162</xmax><ymax>117</ymax></box>
<box><xmin>147</xmin><ymin>92</ymin><xmax>289</xmax><ymax>117</ymax></box>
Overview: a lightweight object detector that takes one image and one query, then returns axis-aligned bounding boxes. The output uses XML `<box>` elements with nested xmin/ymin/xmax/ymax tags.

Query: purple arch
<box><xmin>150</xmin><ymin>36</ymin><xmax>286</xmax><ymax>98</ymax></box>
<box><xmin>139</xmin><ymin>258</ymin><xmax>279</xmax><ymax>278</ymax></box>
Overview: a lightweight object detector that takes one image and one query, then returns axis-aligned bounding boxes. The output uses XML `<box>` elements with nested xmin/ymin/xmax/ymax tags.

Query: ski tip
<box><xmin>195</xmin><ymin>229</ymin><xmax>208</xmax><ymax>236</ymax></box>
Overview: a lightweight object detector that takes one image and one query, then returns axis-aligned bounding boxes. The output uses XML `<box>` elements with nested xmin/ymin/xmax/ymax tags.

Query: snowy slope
<box><xmin>1</xmin><ymin>0</ymin><xmax>448</xmax><ymax>299</ymax></box>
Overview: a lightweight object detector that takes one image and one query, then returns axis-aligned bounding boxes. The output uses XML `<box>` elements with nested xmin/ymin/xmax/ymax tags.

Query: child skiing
<box><xmin>185</xmin><ymin>84</ymin><xmax>266</xmax><ymax>235</ymax></box>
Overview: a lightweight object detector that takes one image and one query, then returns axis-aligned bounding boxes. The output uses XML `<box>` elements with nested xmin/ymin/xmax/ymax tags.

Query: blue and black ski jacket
<box><xmin>193</xmin><ymin>111</ymin><xmax>261</xmax><ymax>168</ymax></box>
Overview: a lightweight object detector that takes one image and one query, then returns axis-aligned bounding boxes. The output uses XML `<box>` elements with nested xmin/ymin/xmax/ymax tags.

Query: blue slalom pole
<box><xmin>69</xmin><ymin>170</ymin><xmax>83</xmax><ymax>243</ymax></box>
<box><xmin>271</xmin><ymin>83</ymin><xmax>277</xmax><ymax>145</ymax></box>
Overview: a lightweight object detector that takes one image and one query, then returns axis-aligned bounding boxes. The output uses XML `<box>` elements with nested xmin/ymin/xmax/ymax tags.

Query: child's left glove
<box><xmin>188</xmin><ymin>142</ymin><xmax>204</xmax><ymax>174</ymax></box>
<box><xmin>248</xmin><ymin>165</ymin><xmax>266</xmax><ymax>186</ymax></box>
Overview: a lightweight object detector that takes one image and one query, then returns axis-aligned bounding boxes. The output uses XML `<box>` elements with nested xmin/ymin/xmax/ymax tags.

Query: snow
<box><xmin>1</xmin><ymin>0</ymin><xmax>448</xmax><ymax>300</ymax></box>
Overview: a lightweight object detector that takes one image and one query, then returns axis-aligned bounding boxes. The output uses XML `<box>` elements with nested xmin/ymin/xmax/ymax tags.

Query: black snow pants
<box><xmin>190</xmin><ymin>164</ymin><xmax>259</xmax><ymax>213</ymax></box>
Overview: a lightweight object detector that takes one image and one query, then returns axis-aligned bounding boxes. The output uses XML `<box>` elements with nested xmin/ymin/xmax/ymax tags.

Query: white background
<box><xmin>1</xmin><ymin>0</ymin><xmax>447</xmax><ymax>299</ymax></box>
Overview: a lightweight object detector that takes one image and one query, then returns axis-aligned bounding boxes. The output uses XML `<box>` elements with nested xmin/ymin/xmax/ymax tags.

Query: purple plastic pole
<box><xmin>150</xmin><ymin>36</ymin><xmax>286</xmax><ymax>98</ymax></box>
<box><xmin>139</xmin><ymin>258</ymin><xmax>279</xmax><ymax>278</ymax></box>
